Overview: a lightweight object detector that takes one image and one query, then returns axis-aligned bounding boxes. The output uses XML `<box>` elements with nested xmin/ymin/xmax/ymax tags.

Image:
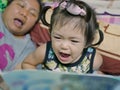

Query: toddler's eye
<box><xmin>54</xmin><ymin>36</ymin><xmax>61</xmax><ymax>39</ymax></box>
<box><xmin>29</xmin><ymin>10</ymin><xmax>38</xmax><ymax>17</ymax></box>
<box><xmin>71</xmin><ymin>40</ymin><xmax>79</xmax><ymax>43</ymax></box>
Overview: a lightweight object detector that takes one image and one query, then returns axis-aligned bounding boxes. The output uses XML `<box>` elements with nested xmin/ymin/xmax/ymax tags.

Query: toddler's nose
<box><xmin>20</xmin><ymin>9</ymin><xmax>29</xmax><ymax>18</ymax></box>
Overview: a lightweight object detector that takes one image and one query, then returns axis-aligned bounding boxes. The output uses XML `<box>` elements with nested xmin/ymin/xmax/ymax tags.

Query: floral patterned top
<box><xmin>42</xmin><ymin>41</ymin><xmax>96</xmax><ymax>74</ymax></box>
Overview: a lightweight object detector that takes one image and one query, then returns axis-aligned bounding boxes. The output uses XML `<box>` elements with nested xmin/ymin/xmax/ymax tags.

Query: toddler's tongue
<box><xmin>60</xmin><ymin>52</ymin><xmax>70</xmax><ymax>58</ymax></box>
<box><xmin>14</xmin><ymin>19</ymin><xmax>23</xmax><ymax>28</ymax></box>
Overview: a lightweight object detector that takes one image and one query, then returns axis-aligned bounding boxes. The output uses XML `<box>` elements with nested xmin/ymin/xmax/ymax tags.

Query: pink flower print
<box><xmin>0</xmin><ymin>32</ymin><xmax>15</xmax><ymax>71</ymax></box>
<box><xmin>0</xmin><ymin>32</ymin><xmax>4</xmax><ymax>39</ymax></box>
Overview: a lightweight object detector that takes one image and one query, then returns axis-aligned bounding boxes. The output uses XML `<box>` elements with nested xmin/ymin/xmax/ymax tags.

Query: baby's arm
<box><xmin>22</xmin><ymin>43</ymin><xmax>46</xmax><ymax>69</ymax></box>
<box><xmin>93</xmin><ymin>51</ymin><xmax>103</xmax><ymax>72</ymax></box>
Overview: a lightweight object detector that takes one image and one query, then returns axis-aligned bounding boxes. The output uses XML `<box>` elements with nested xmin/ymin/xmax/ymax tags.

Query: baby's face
<box><xmin>2</xmin><ymin>0</ymin><xmax>40</xmax><ymax>37</ymax></box>
<box><xmin>51</xmin><ymin>24</ymin><xmax>86</xmax><ymax>64</ymax></box>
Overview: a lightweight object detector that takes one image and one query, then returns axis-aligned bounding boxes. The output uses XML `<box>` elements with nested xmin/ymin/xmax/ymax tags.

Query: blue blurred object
<box><xmin>1</xmin><ymin>70</ymin><xmax>120</xmax><ymax>90</ymax></box>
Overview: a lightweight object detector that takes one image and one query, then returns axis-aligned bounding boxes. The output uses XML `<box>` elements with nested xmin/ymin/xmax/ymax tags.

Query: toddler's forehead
<box><xmin>53</xmin><ymin>24</ymin><xmax>82</xmax><ymax>35</ymax></box>
<box><xmin>53</xmin><ymin>22</ymin><xmax>82</xmax><ymax>31</ymax></box>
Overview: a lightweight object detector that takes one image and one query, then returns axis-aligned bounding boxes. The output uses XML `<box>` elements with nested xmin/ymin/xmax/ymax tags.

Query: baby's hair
<box><xmin>50</xmin><ymin>0</ymin><xmax>104</xmax><ymax>47</ymax></box>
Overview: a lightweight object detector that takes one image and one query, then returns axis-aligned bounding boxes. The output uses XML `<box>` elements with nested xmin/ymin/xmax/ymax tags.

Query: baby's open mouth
<box><xmin>14</xmin><ymin>18</ymin><xmax>24</xmax><ymax>28</ymax></box>
<box><xmin>60</xmin><ymin>52</ymin><xmax>70</xmax><ymax>58</ymax></box>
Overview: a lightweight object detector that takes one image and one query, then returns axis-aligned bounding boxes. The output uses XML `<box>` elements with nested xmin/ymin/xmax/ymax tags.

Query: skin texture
<box><xmin>51</xmin><ymin>24</ymin><xmax>86</xmax><ymax>64</ymax></box>
<box><xmin>2</xmin><ymin>0</ymin><xmax>40</xmax><ymax>38</ymax></box>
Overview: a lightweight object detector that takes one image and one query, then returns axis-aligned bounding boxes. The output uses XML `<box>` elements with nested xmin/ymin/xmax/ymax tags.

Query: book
<box><xmin>0</xmin><ymin>70</ymin><xmax>120</xmax><ymax>90</ymax></box>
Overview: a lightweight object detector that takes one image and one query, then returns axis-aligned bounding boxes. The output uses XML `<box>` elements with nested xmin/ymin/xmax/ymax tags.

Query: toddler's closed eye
<box><xmin>53</xmin><ymin>36</ymin><xmax>61</xmax><ymax>39</ymax></box>
<box><xmin>71</xmin><ymin>40</ymin><xmax>79</xmax><ymax>43</ymax></box>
